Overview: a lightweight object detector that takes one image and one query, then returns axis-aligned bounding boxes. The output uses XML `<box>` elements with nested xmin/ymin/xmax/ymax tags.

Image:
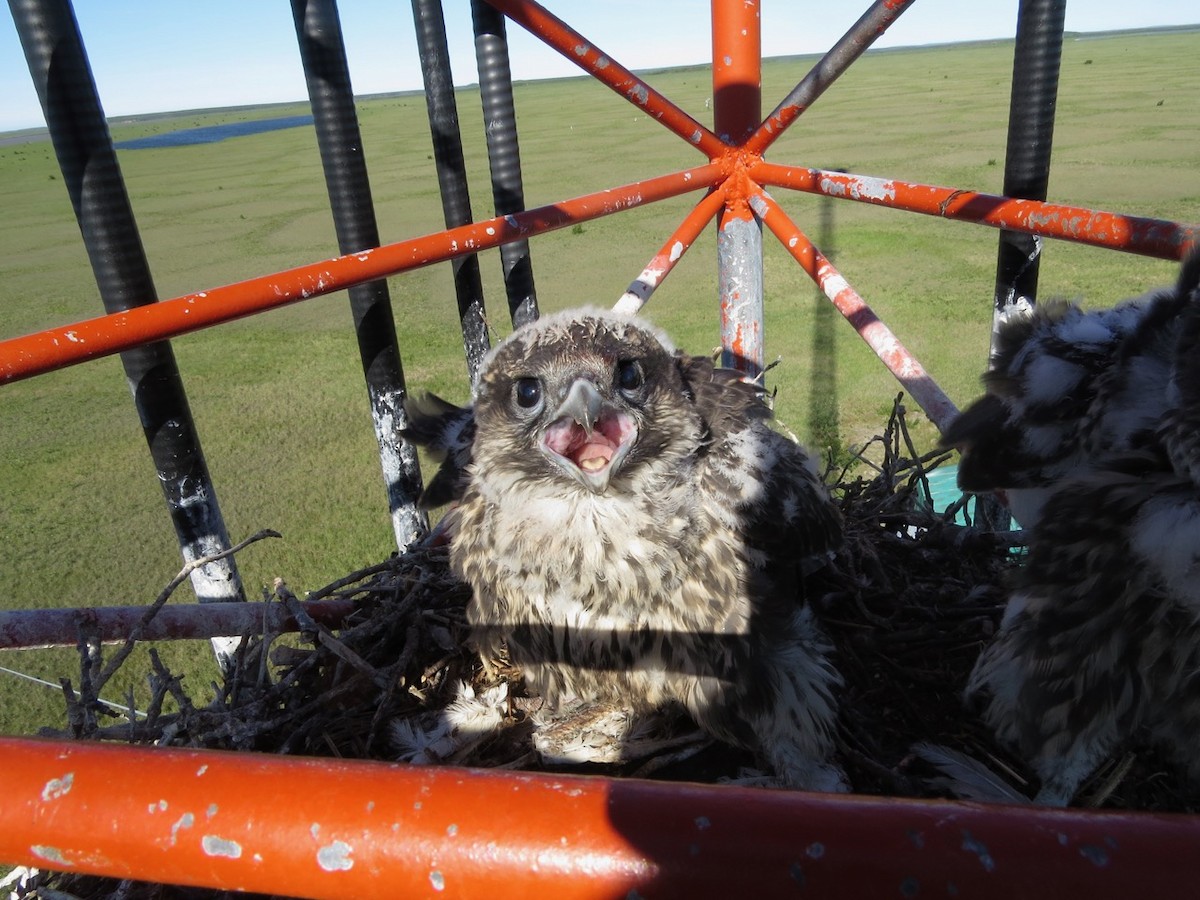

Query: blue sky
<box><xmin>2</xmin><ymin>1</ymin><xmax>1197</xmax><ymax>132</ymax></box>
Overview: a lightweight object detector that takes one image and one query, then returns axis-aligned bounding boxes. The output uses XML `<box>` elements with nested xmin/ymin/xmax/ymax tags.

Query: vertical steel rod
<box><xmin>712</xmin><ymin>0</ymin><xmax>764</xmax><ymax>376</ymax></box>
<box><xmin>291</xmin><ymin>0</ymin><xmax>427</xmax><ymax>550</ymax></box>
<box><xmin>981</xmin><ymin>0</ymin><xmax>1066</xmax><ymax>529</ymax></box>
<box><xmin>471</xmin><ymin>0</ymin><xmax>539</xmax><ymax>328</ymax></box>
<box><xmin>8</xmin><ymin>0</ymin><xmax>244</xmax><ymax>664</ymax></box>
<box><xmin>993</xmin><ymin>0</ymin><xmax>1067</xmax><ymax>332</ymax></box>
<box><xmin>412</xmin><ymin>0</ymin><xmax>491</xmax><ymax>381</ymax></box>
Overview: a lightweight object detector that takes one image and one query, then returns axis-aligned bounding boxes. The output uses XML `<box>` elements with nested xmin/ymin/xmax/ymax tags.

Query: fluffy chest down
<box><xmin>450</xmin><ymin>468</ymin><xmax>751</xmax><ymax>640</ymax></box>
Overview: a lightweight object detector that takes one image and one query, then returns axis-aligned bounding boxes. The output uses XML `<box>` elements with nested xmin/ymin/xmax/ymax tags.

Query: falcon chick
<box><xmin>405</xmin><ymin>307</ymin><xmax>845</xmax><ymax>790</ymax></box>
<box><xmin>942</xmin><ymin>254</ymin><xmax>1198</xmax><ymax>528</ymax></box>
<box><xmin>948</xmin><ymin>252</ymin><xmax>1200</xmax><ymax>805</ymax></box>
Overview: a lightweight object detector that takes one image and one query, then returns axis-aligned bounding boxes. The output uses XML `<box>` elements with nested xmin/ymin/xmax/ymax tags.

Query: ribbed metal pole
<box><xmin>8</xmin><ymin>0</ymin><xmax>244</xmax><ymax>665</ymax></box>
<box><xmin>992</xmin><ymin>0</ymin><xmax>1067</xmax><ymax>338</ymax></box>
<box><xmin>982</xmin><ymin>0</ymin><xmax>1066</xmax><ymax>528</ymax></box>
<box><xmin>713</xmin><ymin>0</ymin><xmax>764</xmax><ymax>377</ymax></box>
<box><xmin>471</xmin><ymin>0</ymin><xmax>538</xmax><ymax>328</ymax></box>
<box><xmin>412</xmin><ymin>0</ymin><xmax>490</xmax><ymax>381</ymax></box>
<box><xmin>291</xmin><ymin>0</ymin><xmax>427</xmax><ymax>550</ymax></box>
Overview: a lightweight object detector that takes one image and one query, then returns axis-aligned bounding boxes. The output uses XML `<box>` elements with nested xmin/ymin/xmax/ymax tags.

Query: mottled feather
<box><xmin>958</xmin><ymin>251</ymin><xmax>1200</xmax><ymax>804</ymax></box>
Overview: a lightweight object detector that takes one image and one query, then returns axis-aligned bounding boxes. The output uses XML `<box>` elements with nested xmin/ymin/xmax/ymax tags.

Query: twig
<box><xmin>93</xmin><ymin>529</ymin><xmax>282</xmax><ymax>694</ymax></box>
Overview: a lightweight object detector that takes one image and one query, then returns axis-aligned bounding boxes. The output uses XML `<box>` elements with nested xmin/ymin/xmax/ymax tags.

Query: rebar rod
<box><xmin>8</xmin><ymin>0</ymin><xmax>244</xmax><ymax>665</ymax></box>
<box><xmin>292</xmin><ymin>0</ymin><xmax>427</xmax><ymax>549</ymax></box>
<box><xmin>412</xmin><ymin>0</ymin><xmax>491</xmax><ymax>381</ymax></box>
<box><xmin>472</xmin><ymin>0</ymin><xmax>539</xmax><ymax>328</ymax></box>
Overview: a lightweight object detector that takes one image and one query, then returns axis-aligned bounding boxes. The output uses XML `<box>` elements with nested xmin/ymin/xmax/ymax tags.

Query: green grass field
<box><xmin>1</xmin><ymin>30</ymin><xmax>1198</xmax><ymax>738</ymax></box>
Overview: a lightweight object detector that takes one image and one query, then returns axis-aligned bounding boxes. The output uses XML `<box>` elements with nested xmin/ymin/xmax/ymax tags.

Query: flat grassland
<box><xmin>0</xmin><ymin>30</ymin><xmax>1197</xmax><ymax>735</ymax></box>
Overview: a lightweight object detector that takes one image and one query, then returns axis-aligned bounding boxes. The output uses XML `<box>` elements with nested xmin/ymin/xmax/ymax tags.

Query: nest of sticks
<box><xmin>17</xmin><ymin>395</ymin><xmax>1200</xmax><ymax>899</ymax></box>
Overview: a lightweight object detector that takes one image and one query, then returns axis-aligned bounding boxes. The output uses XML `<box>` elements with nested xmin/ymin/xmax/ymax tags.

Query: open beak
<box><xmin>540</xmin><ymin>379</ymin><xmax>637</xmax><ymax>493</ymax></box>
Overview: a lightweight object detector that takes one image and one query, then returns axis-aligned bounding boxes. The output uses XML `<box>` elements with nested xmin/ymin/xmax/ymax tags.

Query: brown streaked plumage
<box><xmin>405</xmin><ymin>307</ymin><xmax>845</xmax><ymax>789</ymax></box>
<box><xmin>951</xmin><ymin>252</ymin><xmax>1200</xmax><ymax>805</ymax></box>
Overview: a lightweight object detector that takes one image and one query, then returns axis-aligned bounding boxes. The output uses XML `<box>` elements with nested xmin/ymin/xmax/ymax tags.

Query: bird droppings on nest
<box><xmin>15</xmin><ymin>398</ymin><xmax>1200</xmax><ymax>900</ymax></box>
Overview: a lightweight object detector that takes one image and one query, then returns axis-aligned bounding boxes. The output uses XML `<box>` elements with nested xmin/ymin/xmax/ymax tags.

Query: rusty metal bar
<box><xmin>713</xmin><ymin>0</ymin><xmax>764</xmax><ymax>376</ymax></box>
<box><xmin>0</xmin><ymin>161</ymin><xmax>726</xmax><ymax>385</ymax></box>
<box><xmin>472</xmin><ymin>0</ymin><xmax>539</xmax><ymax>329</ymax></box>
<box><xmin>291</xmin><ymin>0</ymin><xmax>427</xmax><ymax>551</ymax></box>
<box><xmin>0</xmin><ymin>599</ymin><xmax>356</xmax><ymax>651</ymax></box>
<box><xmin>3</xmin><ymin>736</ymin><xmax>1200</xmax><ymax>899</ymax></box>
<box><xmin>413</xmin><ymin>0</ymin><xmax>491</xmax><ymax>381</ymax></box>
<box><xmin>752</xmin><ymin>185</ymin><xmax>959</xmax><ymax>432</ymax></box>
<box><xmin>743</xmin><ymin>0</ymin><xmax>917</xmax><ymax>156</ymax></box>
<box><xmin>484</xmin><ymin>0</ymin><xmax>727</xmax><ymax>159</ymax></box>
<box><xmin>614</xmin><ymin>186</ymin><xmax>728</xmax><ymax>315</ymax></box>
<box><xmin>9</xmin><ymin>0</ymin><xmax>245</xmax><ymax>668</ymax></box>
<box><xmin>752</xmin><ymin>162</ymin><xmax>1199</xmax><ymax>261</ymax></box>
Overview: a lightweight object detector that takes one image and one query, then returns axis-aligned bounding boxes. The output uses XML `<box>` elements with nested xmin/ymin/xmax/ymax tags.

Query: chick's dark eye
<box><xmin>514</xmin><ymin>377</ymin><xmax>542</xmax><ymax>409</ymax></box>
<box><xmin>617</xmin><ymin>360</ymin><xmax>644</xmax><ymax>392</ymax></box>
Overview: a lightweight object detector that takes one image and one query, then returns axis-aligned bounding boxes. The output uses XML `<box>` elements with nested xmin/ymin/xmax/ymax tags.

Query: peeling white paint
<box><xmin>206</xmin><ymin>803</ymin><xmax>219</xmax><ymax>820</ymax></box>
<box><xmin>613</xmin><ymin>290</ymin><xmax>647</xmax><ymax>315</ymax></box>
<box><xmin>31</xmin><ymin>845</ymin><xmax>69</xmax><ymax>865</ymax></box>
<box><xmin>573</xmin><ymin>43</ymin><xmax>589</xmax><ymax>57</ymax></box>
<box><xmin>148</xmin><ymin>799</ymin><xmax>168</xmax><ymax>814</ymax></box>
<box><xmin>196</xmin><ymin>765</ymin><xmax>208</xmax><ymax>776</ymax></box>
<box><xmin>485</xmin><ymin>226</ymin><xmax>496</xmax><ymax>236</ymax></box>
<box><xmin>788</xmin><ymin>236</ymin><xmax>799</xmax><ymax>248</ymax></box>
<box><xmin>41</xmin><ymin>772</ymin><xmax>73</xmax><ymax>801</ymax></box>
<box><xmin>595</xmin><ymin>56</ymin><xmax>610</xmax><ymax>70</ymax></box>
<box><xmin>823</xmin><ymin>273</ymin><xmax>850</xmax><ymax>299</ymax></box>
<box><xmin>202</xmin><ymin>835</ymin><xmax>242</xmax><ymax>859</ymax></box>
<box><xmin>429</xmin><ymin>870</ymin><xmax>446</xmax><ymax>892</ymax></box>
<box><xmin>821</xmin><ymin>173</ymin><xmax>896</xmax><ymax>203</ymax></box>
<box><xmin>317</xmin><ymin>840</ymin><xmax>354</xmax><ymax>872</ymax></box>
<box><xmin>170</xmin><ymin>813</ymin><xmax>194</xmax><ymax>846</ymax></box>
<box><xmin>669</xmin><ymin>241</ymin><xmax>685</xmax><ymax>262</ymax></box>
<box><xmin>64</xmin><ymin>331</ymin><xmax>81</xmax><ymax>343</ymax></box>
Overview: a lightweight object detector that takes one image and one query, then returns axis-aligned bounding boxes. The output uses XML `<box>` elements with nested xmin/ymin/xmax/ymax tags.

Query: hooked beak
<box><xmin>540</xmin><ymin>379</ymin><xmax>637</xmax><ymax>493</ymax></box>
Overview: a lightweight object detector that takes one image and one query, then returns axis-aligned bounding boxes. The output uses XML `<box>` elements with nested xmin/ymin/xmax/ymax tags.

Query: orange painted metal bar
<box><xmin>743</xmin><ymin>0</ymin><xmax>918</xmax><ymax>156</ymax></box>
<box><xmin>484</xmin><ymin>0</ymin><xmax>727</xmax><ymax>159</ymax></box>
<box><xmin>4</xmin><ymin>736</ymin><xmax>1200</xmax><ymax>899</ymax></box>
<box><xmin>614</xmin><ymin>186</ymin><xmax>728</xmax><ymax>315</ymax></box>
<box><xmin>711</xmin><ymin>0</ymin><xmax>761</xmax><ymax>146</ymax></box>
<box><xmin>754</xmin><ymin>161</ymin><xmax>1199</xmax><ymax>260</ymax></box>
<box><xmin>0</xmin><ymin>598</ymin><xmax>356</xmax><ymax>650</ymax></box>
<box><xmin>0</xmin><ymin>162</ymin><xmax>725</xmax><ymax>385</ymax></box>
<box><xmin>751</xmin><ymin>184</ymin><xmax>960</xmax><ymax>432</ymax></box>
<box><xmin>712</xmin><ymin>0</ymin><xmax>765</xmax><ymax>375</ymax></box>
